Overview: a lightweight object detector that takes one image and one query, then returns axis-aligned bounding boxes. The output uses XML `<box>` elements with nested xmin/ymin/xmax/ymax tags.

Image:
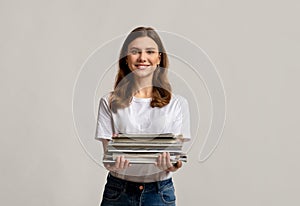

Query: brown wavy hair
<box><xmin>109</xmin><ymin>26</ymin><xmax>172</xmax><ymax>113</ymax></box>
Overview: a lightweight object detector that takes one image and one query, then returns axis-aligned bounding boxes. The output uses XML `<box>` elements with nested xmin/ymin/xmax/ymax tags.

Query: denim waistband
<box><xmin>107</xmin><ymin>172</ymin><xmax>173</xmax><ymax>193</ymax></box>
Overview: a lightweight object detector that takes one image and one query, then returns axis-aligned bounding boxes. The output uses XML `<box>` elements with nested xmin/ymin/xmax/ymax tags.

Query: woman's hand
<box><xmin>104</xmin><ymin>155</ymin><xmax>130</xmax><ymax>172</ymax></box>
<box><xmin>156</xmin><ymin>152</ymin><xmax>182</xmax><ymax>172</ymax></box>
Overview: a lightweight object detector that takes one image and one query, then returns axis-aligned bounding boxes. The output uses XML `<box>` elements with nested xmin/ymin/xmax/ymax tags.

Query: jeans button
<box><xmin>139</xmin><ymin>185</ymin><xmax>144</xmax><ymax>190</ymax></box>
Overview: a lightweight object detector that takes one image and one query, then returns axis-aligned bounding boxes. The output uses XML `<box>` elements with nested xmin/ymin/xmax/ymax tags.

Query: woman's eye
<box><xmin>130</xmin><ymin>50</ymin><xmax>138</xmax><ymax>54</ymax></box>
<box><xmin>129</xmin><ymin>50</ymin><xmax>157</xmax><ymax>55</ymax></box>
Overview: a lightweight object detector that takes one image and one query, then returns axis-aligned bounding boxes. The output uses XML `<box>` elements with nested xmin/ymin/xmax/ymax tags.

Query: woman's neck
<box><xmin>134</xmin><ymin>87</ymin><xmax>153</xmax><ymax>98</ymax></box>
<box><xmin>133</xmin><ymin>78</ymin><xmax>153</xmax><ymax>98</ymax></box>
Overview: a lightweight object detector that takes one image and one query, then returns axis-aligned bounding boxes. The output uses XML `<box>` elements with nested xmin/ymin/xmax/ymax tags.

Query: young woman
<box><xmin>95</xmin><ymin>26</ymin><xmax>191</xmax><ymax>206</ymax></box>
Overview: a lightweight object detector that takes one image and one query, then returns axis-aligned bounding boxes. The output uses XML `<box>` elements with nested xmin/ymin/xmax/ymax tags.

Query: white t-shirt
<box><xmin>95</xmin><ymin>93</ymin><xmax>191</xmax><ymax>182</ymax></box>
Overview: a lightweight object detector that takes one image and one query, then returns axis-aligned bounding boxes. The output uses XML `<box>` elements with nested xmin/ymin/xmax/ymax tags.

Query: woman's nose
<box><xmin>138</xmin><ymin>51</ymin><xmax>147</xmax><ymax>61</ymax></box>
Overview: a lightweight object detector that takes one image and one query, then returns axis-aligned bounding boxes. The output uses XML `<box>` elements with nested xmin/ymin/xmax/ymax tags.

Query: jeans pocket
<box><xmin>160</xmin><ymin>184</ymin><xmax>176</xmax><ymax>204</ymax></box>
<box><xmin>103</xmin><ymin>183</ymin><xmax>123</xmax><ymax>201</ymax></box>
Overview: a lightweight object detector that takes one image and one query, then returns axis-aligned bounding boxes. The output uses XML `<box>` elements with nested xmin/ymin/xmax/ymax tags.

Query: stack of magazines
<box><xmin>103</xmin><ymin>133</ymin><xmax>187</xmax><ymax>164</ymax></box>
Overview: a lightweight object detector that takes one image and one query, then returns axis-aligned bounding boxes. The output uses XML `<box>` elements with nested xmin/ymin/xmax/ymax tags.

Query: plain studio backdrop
<box><xmin>1</xmin><ymin>0</ymin><xmax>299</xmax><ymax>205</ymax></box>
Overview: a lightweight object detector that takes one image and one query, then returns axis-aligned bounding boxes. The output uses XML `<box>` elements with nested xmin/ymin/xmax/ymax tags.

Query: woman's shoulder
<box><xmin>171</xmin><ymin>93</ymin><xmax>188</xmax><ymax>104</ymax></box>
<box><xmin>97</xmin><ymin>92</ymin><xmax>113</xmax><ymax>109</ymax></box>
<box><xmin>168</xmin><ymin>94</ymin><xmax>189</xmax><ymax>110</ymax></box>
<box><xmin>99</xmin><ymin>92</ymin><xmax>113</xmax><ymax>102</ymax></box>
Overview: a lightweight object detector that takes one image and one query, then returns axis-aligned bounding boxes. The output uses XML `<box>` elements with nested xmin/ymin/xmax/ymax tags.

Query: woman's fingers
<box><xmin>114</xmin><ymin>156</ymin><xmax>121</xmax><ymax>169</ymax></box>
<box><xmin>165</xmin><ymin>152</ymin><xmax>173</xmax><ymax>169</ymax></box>
<box><xmin>110</xmin><ymin>156</ymin><xmax>130</xmax><ymax>171</ymax></box>
<box><xmin>157</xmin><ymin>154</ymin><xmax>162</xmax><ymax>167</ymax></box>
<box><xmin>156</xmin><ymin>153</ymin><xmax>164</xmax><ymax>170</ymax></box>
<box><xmin>156</xmin><ymin>152</ymin><xmax>174</xmax><ymax>170</ymax></box>
<box><xmin>119</xmin><ymin>156</ymin><xmax>126</xmax><ymax>169</ymax></box>
<box><xmin>161</xmin><ymin>152</ymin><xmax>167</xmax><ymax>169</ymax></box>
<box><xmin>124</xmin><ymin>159</ymin><xmax>130</xmax><ymax>168</ymax></box>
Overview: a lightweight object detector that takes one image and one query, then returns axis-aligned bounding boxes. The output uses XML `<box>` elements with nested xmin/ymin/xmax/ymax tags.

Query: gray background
<box><xmin>1</xmin><ymin>0</ymin><xmax>299</xmax><ymax>205</ymax></box>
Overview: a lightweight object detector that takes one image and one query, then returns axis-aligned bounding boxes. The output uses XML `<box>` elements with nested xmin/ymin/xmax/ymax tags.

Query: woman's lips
<box><xmin>136</xmin><ymin>64</ymin><xmax>150</xmax><ymax>69</ymax></box>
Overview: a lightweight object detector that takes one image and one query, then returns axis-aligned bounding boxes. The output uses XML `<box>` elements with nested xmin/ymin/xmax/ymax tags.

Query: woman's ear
<box><xmin>158</xmin><ymin>53</ymin><xmax>161</xmax><ymax>64</ymax></box>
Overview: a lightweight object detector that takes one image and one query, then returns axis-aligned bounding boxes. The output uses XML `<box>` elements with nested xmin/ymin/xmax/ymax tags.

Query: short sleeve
<box><xmin>172</xmin><ymin>95</ymin><xmax>191</xmax><ymax>140</ymax></box>
<box><xmin>95</xmin><ymin>96</ymin><xmax>114</xmax><ymax>141</ymax></box>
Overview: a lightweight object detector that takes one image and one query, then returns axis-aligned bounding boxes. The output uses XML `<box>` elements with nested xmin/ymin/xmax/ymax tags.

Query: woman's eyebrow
<box><xmin>127</xmin><ymin>47</ymin><xmax>139</xmax><ymax>52</ymax></box>
<box><xmin>145</xmin><ymin>47</ymin><xmax>157</xmax><ymax>50</ymax></box>
<box><xmin>128</xmin><ymin>47</ymin><xmax>157</xmax><ymax>50</ymax></box>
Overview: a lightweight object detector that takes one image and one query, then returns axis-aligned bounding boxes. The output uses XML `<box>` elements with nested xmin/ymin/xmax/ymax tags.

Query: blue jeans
<box><xmin>100</xmin><ymin>173</ymin><xmax>176</xmax><ymax>206</ymax></box>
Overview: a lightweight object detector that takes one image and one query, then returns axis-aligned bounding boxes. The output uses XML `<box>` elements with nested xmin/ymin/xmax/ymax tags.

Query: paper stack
<box><xmin>103</xmin><ymin>133</ymin><xmax>187</xmax><ymax>164</ymax></box>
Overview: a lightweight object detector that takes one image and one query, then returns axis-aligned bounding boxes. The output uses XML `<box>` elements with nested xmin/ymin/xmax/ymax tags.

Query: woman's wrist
<box><xmin>166</xmin><ymin>160</ymin><xmax>182</xmax><ymax>172</ymax></box>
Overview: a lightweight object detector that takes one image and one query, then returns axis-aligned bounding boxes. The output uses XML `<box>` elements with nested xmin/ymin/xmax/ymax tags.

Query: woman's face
<box><xmin>126</xmin><ymin>36</ymin><xmax>161</xmax><ymax>79</ymax></box>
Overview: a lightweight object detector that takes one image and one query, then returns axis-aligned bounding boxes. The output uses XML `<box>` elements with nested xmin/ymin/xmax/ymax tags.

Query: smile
<box><xmin>135</xmin><ymin>64</ymin><xmax>150</xmax><ymax>70</ymax></box>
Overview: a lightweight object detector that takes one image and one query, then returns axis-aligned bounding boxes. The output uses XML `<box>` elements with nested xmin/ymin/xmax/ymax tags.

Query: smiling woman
<box><xmin>95</xmin><ymin>26</ymin><xmax>191</xmax><ymax>206</ymax></box>
<box><xmin>110</xmin><ymin>27</ymin><xmax>172</xmax><ymax>112</ymax></box>
<box><xmin>126</xmin><ymin>37</ymin><xmax>161</xmax><ymax>79</ymax></box>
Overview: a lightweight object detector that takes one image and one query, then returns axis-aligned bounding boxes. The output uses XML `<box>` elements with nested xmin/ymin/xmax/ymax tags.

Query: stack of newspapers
<box><xmin>103</xmin><ymin>133</ymin><xmax>187</xmax><ymax>164</ymax></box>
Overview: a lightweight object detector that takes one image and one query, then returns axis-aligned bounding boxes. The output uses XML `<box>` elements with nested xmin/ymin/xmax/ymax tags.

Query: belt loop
<box><xmin>156</xmin><ymin>181</ymin><xmax>160</xmax><ymax>193</ymax></box>
<box><xmin>123</xmin><ymin>181</ymin><xmax>127</xmax><ymax>192</ymax></box>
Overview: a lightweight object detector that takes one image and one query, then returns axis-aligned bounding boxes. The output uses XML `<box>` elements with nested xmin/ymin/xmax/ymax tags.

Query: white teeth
<box><xmin>137</xmin><ymin>65</ymin><xmax>149</xmax><ymax>69</ymax></box>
